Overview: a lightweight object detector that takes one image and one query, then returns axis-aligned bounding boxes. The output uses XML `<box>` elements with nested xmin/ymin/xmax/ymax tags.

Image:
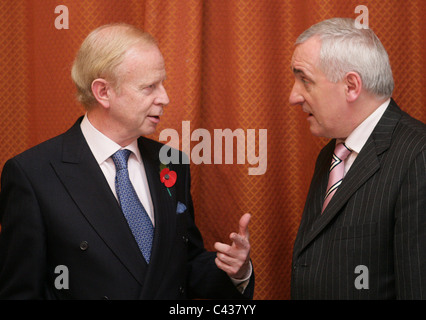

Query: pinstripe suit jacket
<box><xmin>291</xmin><ymin>99</ymin><xmax>426</xmax><ymax>299</ymax></box>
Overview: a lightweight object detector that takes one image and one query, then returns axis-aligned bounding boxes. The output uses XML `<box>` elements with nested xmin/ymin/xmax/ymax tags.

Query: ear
<box><xmin>91</xmin><ymin>78</ymin><xmax>112</xmax><ymax>108</ymax></box>
<box><xmin>344</xmin><ymin>72</ymin><xmax>362</xmax><ymax>103</ymax></box>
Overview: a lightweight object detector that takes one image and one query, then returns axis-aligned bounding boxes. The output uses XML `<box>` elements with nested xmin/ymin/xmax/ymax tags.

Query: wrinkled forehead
<box><xmin>291</xmin><ymin>36</ymin><xmax>322</xmax><ymax>76</ymax></box>
<box><xmin>292</xmin><ymin>36</ymin><xmax>321</xmax><ymax>66</ymax></box>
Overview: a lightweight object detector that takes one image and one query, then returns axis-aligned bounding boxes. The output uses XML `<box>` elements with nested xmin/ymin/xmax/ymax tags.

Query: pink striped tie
<box><xmin>322</xmin><ymin>143</ymin><xmax>352</xmax><ymax>213</ymax></box>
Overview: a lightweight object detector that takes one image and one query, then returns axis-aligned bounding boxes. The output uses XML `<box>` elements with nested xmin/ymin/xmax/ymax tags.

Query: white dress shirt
<box><xmin>340</xmin><ymin>99</ymin><xmax>390</xmax><ymax>176</ymax></box>
<box><xmin>80</xmin><ymin>114</ymin><xmax>155</xmax><ymax>225</ymax></box>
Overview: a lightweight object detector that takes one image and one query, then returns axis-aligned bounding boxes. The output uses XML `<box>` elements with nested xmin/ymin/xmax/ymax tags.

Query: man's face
<box><xmin>289</xmin><ymin>36</ymin><xmax>350</xmax><ymax>139</ymax></box>
<box><xmin>108</xmin><ymin>43</ymin><xmax>169</xmax><ymax>142</ymax></box>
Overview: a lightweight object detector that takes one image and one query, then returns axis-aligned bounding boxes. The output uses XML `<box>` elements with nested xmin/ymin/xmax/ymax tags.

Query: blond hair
<box><xmin>71</xmin><ymin>23</ymin><xmax>157</xmax><ymax>109</ymax></box>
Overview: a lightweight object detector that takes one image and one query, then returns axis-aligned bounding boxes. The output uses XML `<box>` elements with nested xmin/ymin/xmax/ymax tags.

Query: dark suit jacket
<box><xmin>0</xmin><ymin>118</ymin><xmax>254</xmax><ymax>299</ymax></box>
<box><xmin>291</xmin><ymin>99</ymin><xmax>426</xmax><ymax>299</ymax></box>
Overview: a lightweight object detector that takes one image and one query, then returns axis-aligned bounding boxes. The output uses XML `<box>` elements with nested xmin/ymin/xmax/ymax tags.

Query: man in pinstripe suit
<box><xmin>289</xmin><ymin>18</ymin><xmax>425</xmax><ymax>299</ymax></box>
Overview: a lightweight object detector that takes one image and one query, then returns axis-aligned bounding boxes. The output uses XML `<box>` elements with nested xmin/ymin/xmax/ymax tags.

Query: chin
<box><xmin>309</xmin><ymin>125</ymin><xmax>323</xmax><ymax>137</ymax></box>
<box><xmin>308</xmin><ymin>122</ymin><xmax>332</xmax><ymax>138</ymax></box>
<box><xmin>140</xmin><ymin>126</ymin><xmax>157</xmax><ymax>137</ymax></box>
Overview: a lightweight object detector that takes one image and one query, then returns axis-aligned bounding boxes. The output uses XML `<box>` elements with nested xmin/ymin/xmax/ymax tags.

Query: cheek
<box><xmin>319</xmin><ymin>103</ymin><xmax>340</xmax><ymax>127</ymax></box>
<box><xmin>134</xmin><ymin>96</ymin><xmax>154</xmax><ymax>112</ymax></box>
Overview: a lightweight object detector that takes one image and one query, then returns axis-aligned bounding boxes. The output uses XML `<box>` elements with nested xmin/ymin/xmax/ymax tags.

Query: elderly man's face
<box><xmin>289</xmin><ymin>36</ymin><xmax>351</xmax><ymax>139</ymax></box>
<box><xmin>107</xmin><ymin>43</ymin><xmax>169</xmax><ymax>141</ymax></box>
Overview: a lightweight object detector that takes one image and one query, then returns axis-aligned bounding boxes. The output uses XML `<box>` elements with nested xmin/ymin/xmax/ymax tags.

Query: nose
<box><xmin>289</xmin><ymin>81</ymin><xmax>304</xmax><ymax>106</ymax></box>
<box><xmin>155</xmin><ymin>84</ymin><xmax>170</xmax><ymax>107</ymax></box>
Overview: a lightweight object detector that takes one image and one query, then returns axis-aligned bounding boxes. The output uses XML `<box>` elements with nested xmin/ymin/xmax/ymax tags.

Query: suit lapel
<box><xmin>296</xmin><ymin>100</ymin><xmax>402</xmax><ymax>256</ymax></box>
<box><xmin>305</xmin><ymin>139</ymin><xmax>381</xmax><ymax>246</ymax></box>
<box><xmin>50</xmin><ymin>119</ymin><xmax>148</xmax><ymax>285</ymax></box>
<box><xmin>137</xmin><ymin>137</ymin><xmax>177</xmax><ymax>299</ymax></box>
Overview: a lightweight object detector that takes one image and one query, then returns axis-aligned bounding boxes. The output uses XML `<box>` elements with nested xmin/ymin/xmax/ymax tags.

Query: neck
<box><xmin>348</xmin><ymin>94</ymin><xmax>388</xmax><ymax>133</ymax></box>
<box><xmin>86</xmin><ymin>108</ymin><xmax>137</xmax><ymax>147</ymax></box>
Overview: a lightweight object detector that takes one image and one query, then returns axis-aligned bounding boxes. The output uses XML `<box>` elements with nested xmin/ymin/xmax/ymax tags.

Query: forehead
<box><xmin>117</xmin><ymin>43</ymin><xmax>166</xmax><ymax>82</ymax></box>
<box><xmin>291</xmin><ymin>36</ymin><xmax>322</xmax><ymax>77</ymax></box>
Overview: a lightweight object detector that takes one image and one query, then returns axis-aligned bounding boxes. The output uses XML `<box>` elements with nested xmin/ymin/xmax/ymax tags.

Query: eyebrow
<box><xmin>292</xmin><ymin>67</ymin><xmax>305</xmax><ymax>76</ymax></box>
<box><xmin>292</xmin><ymin>67</ymin><xmax>314</xmax><ymax>83</ymax></box>
<box><xmin>138</xmin><ymin>73</ymin><xmax>167</xmax><ymax>88</ymax></box>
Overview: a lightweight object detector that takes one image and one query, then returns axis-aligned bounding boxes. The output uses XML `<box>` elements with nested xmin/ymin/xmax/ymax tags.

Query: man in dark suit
<box><xmin>0</xmin><ymin>23</ymin><xmax>253</xmax><ymax>299</ymax></box>
<box><xmin>289</xmin><ymin>18</ymin><xmax>425</xmax><ymax>299</ymax></box>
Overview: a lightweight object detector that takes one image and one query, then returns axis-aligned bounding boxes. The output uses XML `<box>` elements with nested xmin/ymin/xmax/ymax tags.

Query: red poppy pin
<box><xmin>160</xmin><ymin>164</ymin><xmax>177</xmax><ymax>196</ymax></box>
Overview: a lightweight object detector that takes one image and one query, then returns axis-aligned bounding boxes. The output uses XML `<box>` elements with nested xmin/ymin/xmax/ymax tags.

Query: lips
<box><xmin>148</xmin><ymin>115</ymin><xmax>160</xmax><ymax>123</ymax></box>
<box><xmin>302</xmin><ymin>108</ymin><xmax>313</xmax><ymax>117</ymax></box>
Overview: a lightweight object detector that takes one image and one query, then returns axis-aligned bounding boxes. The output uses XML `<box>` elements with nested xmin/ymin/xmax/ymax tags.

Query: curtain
<box><xmin>1</xmin><ymin>0</ymin><xmax>425</xmax><ymax>299</ymax></box>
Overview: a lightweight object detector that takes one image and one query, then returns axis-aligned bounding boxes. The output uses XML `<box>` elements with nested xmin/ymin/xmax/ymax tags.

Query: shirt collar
<box><xmin>343</xmin><ymin>99</ymin><xmax>390</xmax><ymax>154</ymax></box>
<box><xmin>80</xmin><ymin>114</ymin><xmax>142</xmax><ymax>165</ymax></box>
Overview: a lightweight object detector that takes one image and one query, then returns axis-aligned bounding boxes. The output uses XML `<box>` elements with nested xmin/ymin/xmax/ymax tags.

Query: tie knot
<box><xmin>111</xmin><ymin>149</ymin><xmax>132</xmax><ymax>171</ymax></box>
<box><xmin>334</xmin><ymin>143</ymin><xmax>352</xmax><ymax>161</ymax></box>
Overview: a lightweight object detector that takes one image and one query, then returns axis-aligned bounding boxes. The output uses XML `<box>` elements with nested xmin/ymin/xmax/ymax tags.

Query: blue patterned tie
<box><xmin>111</xmin><ymin>149</ymin><xmax>154</xmax><ymax>263</ymax></box>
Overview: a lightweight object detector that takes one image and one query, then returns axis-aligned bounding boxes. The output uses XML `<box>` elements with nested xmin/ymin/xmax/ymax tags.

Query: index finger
<box><xmin>238</xmin><ymin>213</ymin><xmax>251</xmax><ymax>238</ymax></box>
